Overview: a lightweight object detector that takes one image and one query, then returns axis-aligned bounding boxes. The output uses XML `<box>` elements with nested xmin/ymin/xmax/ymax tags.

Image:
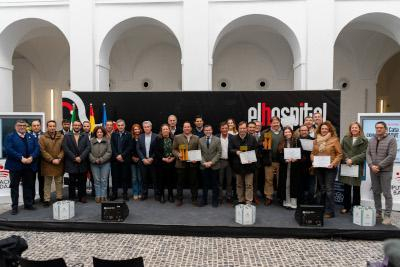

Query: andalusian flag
<box><xmin>89</xmin><ymin>103</ymin><xmax>96</xmax><ymax>132</ymax></box>
<box><xmin>102</xmin><ymin>103</ymin><xmax>107</xmax><ymax>126</ymax></box>
<box><xmin>70</xmin><ymin>103</ymin><xmax>76</xmax><ymax>130</ymax></box>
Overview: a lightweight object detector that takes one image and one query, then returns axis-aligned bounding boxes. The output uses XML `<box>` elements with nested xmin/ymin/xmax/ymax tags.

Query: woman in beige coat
<box><xmin>311</xmin><ymin>121</ymin><xmax>343</xmax><ymax>218</ymax></box>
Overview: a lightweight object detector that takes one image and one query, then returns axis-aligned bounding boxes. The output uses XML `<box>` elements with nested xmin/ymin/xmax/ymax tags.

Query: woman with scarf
<box><xmin>277</xmin><ymin>127</ymin><xmax>304</xmax><ymax>209</ymax></box>
<box><xmin>311</xmin><ymin>121</ymin><xmax>343</xmax><ymax>218</ymax></box>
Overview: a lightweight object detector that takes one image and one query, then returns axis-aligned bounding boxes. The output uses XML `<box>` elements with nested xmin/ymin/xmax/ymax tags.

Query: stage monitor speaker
<box><xmin>101</xmin><ymin>201</ymin><xmax>129</xmax><ymax>222</ymax></box>
<box><xmin>295</xmin><ymin>204</ymin><xmax>324</xmax><ymax>227</ymax></box>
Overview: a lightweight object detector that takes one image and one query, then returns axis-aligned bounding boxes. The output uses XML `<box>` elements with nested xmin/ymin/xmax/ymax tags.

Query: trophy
<box><xmin>239</xmin><ymin>145</ymin><xmax>248</xmax><ymax>152</ymax></box>
<box><xmin>263</xmin><ymin>131</ymin><xmax>272</xmax><ymax>150</ymax></box>
<box><xmin>179</xmin><ymin>144</ymin><xmax>189</xmax><ymax>161</ymax></box>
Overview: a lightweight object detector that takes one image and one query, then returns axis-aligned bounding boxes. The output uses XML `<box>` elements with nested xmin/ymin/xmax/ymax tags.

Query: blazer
<box><xmin>172</xmin><ymin>134</ymin><xmax>200</xmax><ymax>168</ymax></box>
<box><xmin>62</xmin><ymin>132</ymin><xmax>91</xmax><ymax>174</ymax></box>
<box><xmin>39</xmin><ymin>131</ymin><xmax>64</xmax><ymax>176</ymax></box>
<box><xmin>154</xmin><ymin>135</ymin><xmax>175</xmax><ymax>167</ymax></box>
<box><xmin>199</xmin><ymin>135</ymin><xmax>222</xmax><ymax>170</ymax></box>
<box><xmin>110</xmin><ymin>131</ymin><xmax>132</xmax><ymax>163</ymax></box>
<box><xmin>5</xmin><ymin>132</ymin><xmax>40</xmax><ymax>172</ymax></box>
<box><xmin>136</xmin><ymin>132</ymin><xmax>157</xmax><ymax>161</ymax></box>
<box><xmin>229</xmin><ymin>134</ymin><xmax>258</xmax><ymax>175</ymax></box>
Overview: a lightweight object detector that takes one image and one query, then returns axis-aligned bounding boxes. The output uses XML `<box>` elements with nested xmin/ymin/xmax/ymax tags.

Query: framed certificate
<box><xmin>340</xmin><ymin>164</ymin><xmax>359</xmax><ymax>177</ymax></box>
<box><xmin>313</xmin><ymin>156</ymin><xmax>331</xmax><ymax>168</ymax></box>
<box><xmin>188</xmin><ymin>150</ymin><xmax>202</xmax><ymax>161</ymax></box>
<box><xmin>284</xmin><ymin>148</ymin><xmax>301</xmax><ymax>160</ymax></box>
<box><xmin>239</xmin><ymin>150</ymin><xmax>257</xmax><ymax>164</ymax></box>
<box><xmin>300</xmin><ymin>139</ymin><xmax>314</xmax><ymax>152</ymax></box>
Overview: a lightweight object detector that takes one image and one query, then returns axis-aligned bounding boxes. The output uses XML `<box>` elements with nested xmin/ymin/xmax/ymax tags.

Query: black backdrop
<box><xmin>62</xmin><ymin>90</ymin><xmax>341</xmax><ymax>132</ymax></box>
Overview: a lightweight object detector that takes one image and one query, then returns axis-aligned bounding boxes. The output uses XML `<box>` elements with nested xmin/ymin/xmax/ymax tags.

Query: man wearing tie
<box><xmin>110</xmin><ymin>119</ymin><xmax>132</xmax><ymax>201</ymax></box>
<box><xmin>137</xmin><ymin>121</ymin><xmax>158</xmax><ymax>201</ymax></box>
<box><xmin>31</xmin><ymin>120</ymin><xmax>44</xmax><ymax>203</ymax></box>
<box><xmin>199</xmin><ymin>125</ymin><xmax>222</xmax><ymax>207</ymax></box>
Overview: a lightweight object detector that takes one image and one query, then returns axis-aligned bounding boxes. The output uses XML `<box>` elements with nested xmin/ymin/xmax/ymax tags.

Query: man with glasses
<box><xmin>5</xmin><ymin>120</ymin><xmax>40</xmax><ymax>215</ymax></box>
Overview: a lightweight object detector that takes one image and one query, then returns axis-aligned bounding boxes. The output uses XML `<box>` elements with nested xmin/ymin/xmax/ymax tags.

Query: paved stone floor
<box><xmin>0</xmin><ymin>203</ymin><xmax>398</xmax><ymax>266</ymax></box>
<box><xmin>0</xmin><ymin>230</ymin><xmax>391</xmax><ymax>267</ymax></box>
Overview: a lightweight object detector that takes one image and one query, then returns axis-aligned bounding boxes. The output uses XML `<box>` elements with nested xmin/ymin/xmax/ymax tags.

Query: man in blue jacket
<box><xmin>5</xmin><ymin>120</ymin><xmax>40</xmax><ymax>215</ymax></box>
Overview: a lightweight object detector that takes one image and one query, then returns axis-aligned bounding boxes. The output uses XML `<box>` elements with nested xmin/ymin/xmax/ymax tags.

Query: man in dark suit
<box><xmin>216</xmin><ymin>121</ymin><xmax>234</xmax><ymax>203</ymax></box>
<box><xmin>199</xmin><ymin>125</ymin><xmax>221</xmax><ymax>207</ymax></box>
<box><xmin>5</xmin><ymin>120</ymin><xmax>40</xmax><ymax>214</ymax></box>
<box><xmin>30</xmin><ymin>119</ymin><xmax>44</xmax><ymax>203</ymax></box>
<box><xmin>168</xmin><ymin>115</ymin><xmax>182</xmax><ymax>137</ymax></box>
<box><xmin>62</xmin><ymin>120</ymin><xmax>91</xmax><ymax>203</ymax></box>
<box><xmin>110</xmin><ymin>119</ymin><xmax>132</xmax><ymax>201</ymax></box>
<box><xmin>82</xmin><ymin>120</ymin><xmax>95</xmax><ymax>196</ymax></box>
<box><xmin>59</xmin><ymin>119</ymin><xmax>70</xmax><ymax>135</ymax></box>
<box><xmin>136</xmin><ymin>120</ymin><xmax>158</xmax><ymax>201</ymax></box>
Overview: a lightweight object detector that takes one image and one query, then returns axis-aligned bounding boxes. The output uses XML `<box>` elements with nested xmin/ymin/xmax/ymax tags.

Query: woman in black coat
<box><xmin>277</xmin><ymin>126</ymin><xmax>305</xmax><ymax>209</ymax></box>
<box><xmin>154</xmin><ymin>124</ymin><xmax>176</xmax><ymax>203</ymax></box>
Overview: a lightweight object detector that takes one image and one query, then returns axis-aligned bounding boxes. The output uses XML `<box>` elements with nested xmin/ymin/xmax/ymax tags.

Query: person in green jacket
<box><xmin>339</xmin><ymin>122</ymin><xmax>368</xmax><ymax>214</ymax></box>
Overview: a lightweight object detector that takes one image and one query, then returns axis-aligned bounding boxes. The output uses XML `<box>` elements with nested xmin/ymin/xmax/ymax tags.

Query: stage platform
<box><xmin>0</xmin><ymin>191</ymin><xmax>398</xmax><ymax>240</ymax></box>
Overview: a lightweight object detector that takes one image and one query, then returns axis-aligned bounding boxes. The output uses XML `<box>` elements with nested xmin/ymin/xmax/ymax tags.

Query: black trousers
<box><xmin>111</xmin><ymin>162</ymin><xmax>131</xmax><ymax>195</ymax></box>
<box><xmin>343</xmin><ymin>184</ymin><xmax>360</xmax><ymax>210</ymax></box>
<box><xmin>176</xmin><ymin>165</ymin><xmax>198</xmax><ymax>201</ymax></box>
<box><xmin>68</xmin><ymin>173</ymin><xmax>86</xmax><ymax>199</ymax></box>
<box><xmin>201</xmin><ymin>168</ymin><xmax>219</xmax><ymax>205</ymax></box>
<box><xmin>157</xmin><ymin>163</ymin><xmax>174</xmax><ymax>196</ymax></box>
<box><xmin>140</xmin><ymin>163</ymin><xmax>157</xmax><ymax>197</ymax></box>
<box><xmin>9</xmin><ymin>169</ymin><xmax>35</xmax><ymax>209</ymax></box>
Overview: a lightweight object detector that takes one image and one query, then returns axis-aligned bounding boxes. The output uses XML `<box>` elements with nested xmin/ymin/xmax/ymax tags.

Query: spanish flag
<box><xmin>89</xmin><ymin>103</ymin><xmax>96</xmax><ymax>132</ymax></box>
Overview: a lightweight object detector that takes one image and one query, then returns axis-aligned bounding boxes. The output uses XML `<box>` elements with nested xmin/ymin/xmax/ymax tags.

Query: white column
<box><xmin>182</xmin><ymin>0</ymin><xmax>209</xmax><ymax>91</ymax></box>
<box><xmin>306</xmin><ymin>0</ymin><xmax>335</xmax><ymax>90</ymax></box>
<box><xmin>0</xmin><ymin>63</ymin><xmax>14</xmax><ymax>112</ymax></box>
<box><xmin>70</xmin><ymin>0</ymin><xmax>95</xmax><ymax>91</ymax></box>
<box><xmin>96</xmin><ymin>63</ymin><xmax>110</xmax><ymax>91</ymax></box>
<box><xmin>293</xmin><ymin>62</ymin><xmax>306</xmax><ymax>90</ymax></box>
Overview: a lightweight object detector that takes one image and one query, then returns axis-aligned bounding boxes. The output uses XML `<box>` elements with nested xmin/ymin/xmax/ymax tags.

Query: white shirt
<box><xmin>145</xmin><ymin>133</ymin><xmax>152</xmax><ymax>158</ymax></box>
<box><xmin>220</xmin><ymin>135</ymin><xmax>229</xmax><ymax>159</ymax></box>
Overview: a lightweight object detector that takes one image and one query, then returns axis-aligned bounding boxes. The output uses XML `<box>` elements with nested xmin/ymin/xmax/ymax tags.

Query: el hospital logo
<box><xmin>248</xmin><ymin>101</ymin><xmax>328</xmax><ymax>127</ymax></box>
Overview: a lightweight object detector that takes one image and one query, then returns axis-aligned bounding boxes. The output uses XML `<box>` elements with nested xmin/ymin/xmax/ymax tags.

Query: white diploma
<box><xmin>340</xmin><ymin>164</ymin><xmax>359</xmax><ymax>177</ymax></box>
<box><xmin>239</xmin><ymin>150</ymin><xmax>257</xmax><ymax>164</ymax></box>
<box><xmin>300</xmin><ymin>139</ymin><xmax>314</xmax><ymax>152</ymax></box>
<box><xmin>188</xmin><ymin>150</ymin><xmax>202</xmax><ymax>161</ymax></box>
<box><xmin>313</xmin><ymin>156</ymin><xmax>331</xmax><ymax>168</ymax></box>
<box><xmin>284</xmin><ymin>148</ymin><xmax>301</xmax><ymax>160</ymax></box>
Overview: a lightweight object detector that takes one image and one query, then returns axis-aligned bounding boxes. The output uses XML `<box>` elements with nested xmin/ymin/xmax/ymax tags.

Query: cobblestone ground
<box><xmin>0</xmin><ymin>231</ymin><xmax>388</xmax><ymax>267</ymax></box>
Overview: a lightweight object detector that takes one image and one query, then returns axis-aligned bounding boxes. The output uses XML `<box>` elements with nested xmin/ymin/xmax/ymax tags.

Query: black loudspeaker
<box><xmin>101</xmin><ymin>202</ymin><xmax>129</xmax><ymax>222</ymax></box>
<box><xmin>295</xmin><ymin>204</ymin><xmax>324</xmax><ymax>227</ymax></box>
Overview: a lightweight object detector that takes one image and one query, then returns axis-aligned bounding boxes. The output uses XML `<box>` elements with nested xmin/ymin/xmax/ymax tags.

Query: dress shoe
<box><xmin>43</xmin><ymin>201</ymin><xmax>50</xmax><ymax>207</ymax></box>
<box><xmin>155</xmin><ymin>195</ymin><xmax>161</xmax><ymax>202</ymax></box>
<box><xmin>264</xmin><ymin>198</ymin><xmax>273</xmax><ymax>206</ymax></box>
<box><xmin>323</xmin><ymin>212</ymin><xmax>334</xmax><ymax>219</ymax></box>
<box><xmin>11</xmin><ymin>208</ymin><xmax>18</xmax><ymax>215</ymax></box>
<box><xmin>198</xmin><ymin>201</ymin><xmax>207</xmax><ymax>207</ymax></box>
<box><xmin>141</xmin><ymin>195</ymin><xmax>148</xmax><ymax>201</ymax></box>
<box><xmin>340</xmin><ymin>208</ymin><xmax>349</xmax><ymax>214</ymax></box>
<box><xmin>253</xmin><ymin>197</ymin><xmax>260</xmax><ymax>205</ymax></box>
<box><xmin>176</xmin><ymin>200</ymin><xmax>183</xmax><ymax>207</ymax></box>
<box><xmin>24</xmin><ymin>205</ymin><xmax>36</xmax><ymax>210</ymax></box>
<box><xmin>110</xmin><ymin>194</ymin><xmax>117</xmax><ymax>201</ymax></box>
<box><xmin>79</xmin><ymin>197</ymin><xmax>87</xmax><ymax>203</ymax></box>
<box><xmin>160</xmin><ymin>195</ymin><xmax>166</xmax><ymax>204</ymax></box>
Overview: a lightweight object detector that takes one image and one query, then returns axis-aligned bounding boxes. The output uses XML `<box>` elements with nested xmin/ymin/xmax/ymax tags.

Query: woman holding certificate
<box><xmin>339</xmin><ymin>122</ymin><xmax>368</xmax><ymax>214</ymax></box>
<box><xmin>277</xmin><ymin>127</ymin><xmax>303</xmax><ymax>209</ymax></box>
<box><xmin>311</xmin><ymin>121</ymin><xmax>343</xmax><ymax>218</ymax></box>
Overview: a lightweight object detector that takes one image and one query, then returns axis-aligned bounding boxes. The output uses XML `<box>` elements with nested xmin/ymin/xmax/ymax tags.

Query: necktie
<box><xmin>206</xmin><ymin>137</ymin><xmax>210</xmax><ymax>148</ymax></box>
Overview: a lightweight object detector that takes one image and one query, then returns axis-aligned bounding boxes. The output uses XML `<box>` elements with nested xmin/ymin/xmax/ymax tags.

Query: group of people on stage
<box><xmin>4</xmin><ymin>113</ymin><xmax>396</xmax><ymax>225</ymax></box>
